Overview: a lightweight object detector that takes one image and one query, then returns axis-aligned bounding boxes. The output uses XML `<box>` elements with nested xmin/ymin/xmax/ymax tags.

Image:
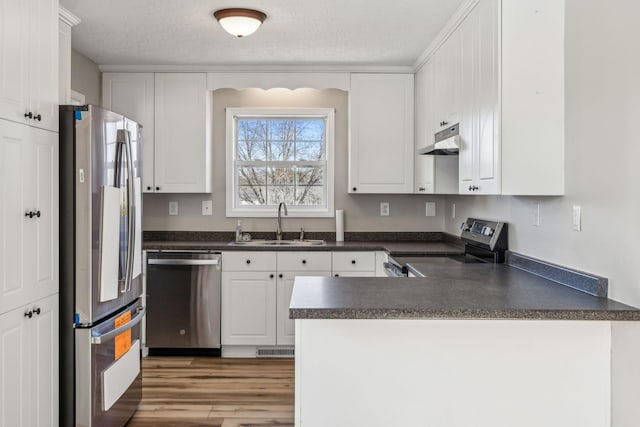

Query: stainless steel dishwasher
<box><xmin>146</xmin><ymin>251</ymin><xmax>221</xmax><ymax>351</ymax></box>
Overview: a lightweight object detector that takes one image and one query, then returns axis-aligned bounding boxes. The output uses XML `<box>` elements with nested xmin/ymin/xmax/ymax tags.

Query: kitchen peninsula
<box><xmin>290</xmin><ymin>260</ymin><xmax>640</xmax><ymax>427</ymax></box>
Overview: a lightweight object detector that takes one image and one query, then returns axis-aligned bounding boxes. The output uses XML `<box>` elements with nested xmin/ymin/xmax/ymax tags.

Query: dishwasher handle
<box><xmin>148</xmin><ymin>258</ymin><xmax>220</xmax><ymax>266</ymax></box>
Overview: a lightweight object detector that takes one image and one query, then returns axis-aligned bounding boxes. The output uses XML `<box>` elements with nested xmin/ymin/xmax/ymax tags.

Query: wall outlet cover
<box><xmin>169</xmin><ymin>201</ymin><xmax>178</xmax><ymax>216</ymax></box>
<box><xmin>380</xmin><ymin>202</ymin><xmax>390</xmax><ymax>216</ymax></box>
<box><xmin>425</xmin><ymin>202</ymin><xmax>436</xmax><ymax>217</ymax></box>
<box><xmin>572</xmin><ymin>205</ymin><xmax>581</xmax><ymax>231</ymax></box>
<box><xmin>452</xmin><ymin>203</ymin><xmax>456</xmax><ymax>219</ymax></box>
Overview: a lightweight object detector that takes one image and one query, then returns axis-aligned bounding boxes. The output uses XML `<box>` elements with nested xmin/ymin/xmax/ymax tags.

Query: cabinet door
<box><xmin>349</xmin><ymin>73</ymin><xmax>414</xmax><ymax>194</ymax></box>
<box><xmin>31</xmin><ymin>294</ymin><xmax>58</xmax><ymax>427</ymax></box>
<box><xmin>0</xmin><ymin>120</ymin><xmax>29</xmax><ymax>315</ymax></box>
<box><xmin>0</xmin><ymin>0</ymin><xmax>30</xmax><ymax>125</ymax></box>
<box><xmin>28</xmin><ymin>0</ymin><xmax>59</xmax><ymax>132</ymax></box>
<box><xmin>0</xmin><ymin>304</ymin><xmax>31</xmax><ymax>427</ymax></box>
<box><xmin>221</xmin><ymin>272</ymin><xmax>276</xmax><ymax>346</ymax></box>
<box><xmin>414</xmin><ymin>61</ymin><xmax>435</xmax><ymax>194</ymax></box>
<box><xmin>458</xmin><ymin>8</ymin><xmax>476</xmax><ymax>191</ymax></box>
<box><xmin>102</xmin><ymin>73</ymin><xmax>155</xmax><ymax>192</ymax></box>
<box><xmin>154</xmin><ymin>73</ymin><xmax>210</xmax><ymax>193</ymax></box>
<box><xmin>433</xmin><ymin>31</ymin><xmax>461</xmax><ymax>133</ymax></box>
<box><xmin>276</xmin><ymin>271</ymin><xmax>330</xmax><ymax>346</ymax></box>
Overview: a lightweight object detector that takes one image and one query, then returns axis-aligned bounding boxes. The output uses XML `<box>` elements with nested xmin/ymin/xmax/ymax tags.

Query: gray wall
<box><xmin>70</xmin><ymin>49</ymin><xmax>101</xmax><ymax>105</ymax></box>
<box><xmin>143</xmin><ymin>88</ymin><xmax>445</xmax><ymax>233</ymax></box>
<box><xmin>445</xmin><ymin>0</ymin><xmax>640</xmax><ymax>307</ymax></box>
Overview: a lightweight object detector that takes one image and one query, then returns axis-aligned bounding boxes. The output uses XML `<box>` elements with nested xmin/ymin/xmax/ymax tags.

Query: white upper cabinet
<box><xmin>0</xmin><ymin>0</ymin><xmax>59</xmax><ymax>132</ymax></box>
<box><xmin>102</xmin><ymin>73</ymin><xmax>155</xmax><ymax>191</ymax></box>
<box><xmin>414</xmin><ymin>58</ymin><xmax>459</xmax><ymax>194</ymax></box>
<box><xmin>103</xmin><ymin>72</ymin><xmax>211</xmax><ymax>193</ymax></box>
<box><xmin>154</xmin><ymin>73</ymin><xmax>210</xmax><ymax>193</ymax></box>
<box><xmin>349</xmin><ymin>73</ymin><xmax>414</xmax><ymax>194</ymax></box>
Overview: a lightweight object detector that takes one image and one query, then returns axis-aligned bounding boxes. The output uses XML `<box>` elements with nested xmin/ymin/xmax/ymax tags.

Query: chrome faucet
<box><xmin>276</xmin><ymin>202</ymin><xmax>288</xmax><ymax>240</ymax></box>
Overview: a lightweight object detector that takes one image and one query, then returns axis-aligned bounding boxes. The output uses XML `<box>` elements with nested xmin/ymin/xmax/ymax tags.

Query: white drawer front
<box><xmin>277</xmin><ymin>252</ymin><xmax>332</xmax><ymax>272</ymax></box>
<box><xmin>332</xmin><ymin>252</ymin><xmax>376</xmax><ymax>272</ymax></box>
<box><xmin>222</xmin><ymin>252</ymin><xmax>277</xmax><ymax>271</ymax></box>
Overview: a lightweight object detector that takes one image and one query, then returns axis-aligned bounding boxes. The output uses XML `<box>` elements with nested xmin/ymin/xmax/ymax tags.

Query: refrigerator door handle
<box><xmin>148</xmin><ymin>259</ymin><xmax>220</xmax><ymax>266</ymax></box>
<box><xmin>117</xmin><ymin>129</ymin><xmax>136</xmax><ymax>293</ymax></box>
<box><xmin>91</xmin><ymin>306</ymin><xmax>146</xmax><ymax>344</ymax></box>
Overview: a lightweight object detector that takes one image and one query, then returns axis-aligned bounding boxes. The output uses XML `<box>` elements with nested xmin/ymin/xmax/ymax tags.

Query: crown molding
<box><xmin>98</xmin><ymin>64</ymin><xmax>415</xmax><ymax>74</ymax></box>
<box><xmin>59</xmin><ymin>6</ymin><xmax>82</xmax><ymax>27</ymax></box>
<box><xmin>412</xmin><ymin>0</ymin><xmax>479</xmax><ymax>71</ymax></box>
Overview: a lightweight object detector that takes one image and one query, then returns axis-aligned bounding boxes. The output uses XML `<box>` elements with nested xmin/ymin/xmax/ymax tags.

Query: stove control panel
<box><xmin>460</xmin><ymin>218</ymin><xmax>507</xmax><ymax>251</ymax></box>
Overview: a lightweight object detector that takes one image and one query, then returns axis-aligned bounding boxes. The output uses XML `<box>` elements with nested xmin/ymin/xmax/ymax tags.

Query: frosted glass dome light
<box><xmin>214</xmin><ymin>8</ymin><xmax>267</xmax><ymax>38</ymax></box>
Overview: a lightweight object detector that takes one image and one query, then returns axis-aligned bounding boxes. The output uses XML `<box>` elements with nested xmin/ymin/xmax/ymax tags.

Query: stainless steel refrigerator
<box><xmin>59</xmin><ymin>105</ymin><xmax>144</xmax><ymax>427</ymax></box>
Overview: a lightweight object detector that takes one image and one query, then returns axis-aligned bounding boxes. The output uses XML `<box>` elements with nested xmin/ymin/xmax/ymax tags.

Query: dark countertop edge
<box><xmin>289</xmin><ymin>308</ymin><xmax>640</xmax><ymax>321</ymax></box>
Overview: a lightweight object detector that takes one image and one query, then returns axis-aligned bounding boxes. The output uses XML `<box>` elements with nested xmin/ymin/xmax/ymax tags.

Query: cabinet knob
<box><xmin>418</xmin><ymin>187</ymin><xmax>426</xmax><ymax>192</ymax></box>
<box><xmin>25</xmin><ymin>211</ymin><xmax>34</xmax><ymax>218</ymax></box>
<box><xmin>34</xmin><ymin>114</ymin><xmax>42</xmax><ymax>121</ymax></box>
<box><xmin>279</xmin><ymin>274</ymin><xmax>283</xmax><ymax>278</ymax></box>
<box><xmin>155</xmin><ymin>186</ymin><xmax>160</xmax><ymax>191</ymax></box>
<box><xmin>24</xmin><ymin>310</ymin><xmax>33</xmax><ymax>318</ymax></box>
<box><xmin>147</xmin><ymin>186</ymin><xmax>152</xmax><ymax>191</ymax></box>
<box><xmin>24</xmin><ymin>112</ymin><xmax>33</xmax><ymax>119</ymax></box>
<box><xmin>351</xmin><ymin>260</ymin><xmax>356</xmax><ymax>264</ymax></box>
<box><xmin>302</xmin><ymin>260</ymin><xmax>307</xmax><ymax>265</ymax></box>
<box><xmin>33</xmin><ymin>307</ymin><xmax>41</xmax><ymax>315</ymax></box>
<box><xmin>352</xmin><ymin>187</ymin><xmax>357</xmax><ymax>192</ymax></box>
<box><xmin>246</xmin><ymin>259</ymin><xmax>251</xmax><ymax>264</ymax></box>
<box><xmin>334</xmin><ymin>274</ymin><xmax>340</xmax><ymax>277</ymax></box>
<box><xmin>269</xmin><ymin>274</ymin><xmax>274</xmax><ymax>279</ymax></box>
<box><xmin>35</xmin><ymin>210</ymin><xmax>41</xmax><ymax>218</ymax></box>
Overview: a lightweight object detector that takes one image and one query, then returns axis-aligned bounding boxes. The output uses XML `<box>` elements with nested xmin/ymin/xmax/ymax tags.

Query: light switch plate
<box><xmin>169</xmin><ymin>201</ymin><xmax>178</xmax><ymax>216</ymax></box>
<box><xmin>572</xmin><ymin>205</ymin><xmax>581</xmax><ymax>231</ymax></box>
<box><xmin>425</xmin><ymin>202</ymin><xmax>436</xmax><ymax>217</ymax></box>
<box><xmin>451</xmin><ymin>203</ymin><xmax>456</xmax><ymax>219</ymax></box>
<box><xmin>533</xmin><ymin>202</ymin><xmax>540</xmax><ymax>226</ymax></box>
<box><xmin>202</xmin><ymin>200</ymin><xmax>213</xmax><ymax>216</ymax></box>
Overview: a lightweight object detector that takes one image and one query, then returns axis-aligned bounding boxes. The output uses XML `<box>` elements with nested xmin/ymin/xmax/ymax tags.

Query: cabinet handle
<box><xmin>302</xmin><ymin>260</ymin><xmax>307</xmax><ymax>265</ymax></box>
<box><xmin>33</xmin><ymin>307</ymin><xmax>41</xmax><ymax>315</ymax></box>
<box><xmin>279</xmin><ymin>274</ymin><xmax>283</xmax><ymax>278</ymax></box>
<box><xmin>25</xmin><ymin>211</ymin><xmax>34</xmax><ymax>218</ymax></box>
<box><xmin>418</xmin><ymin>187</ymin><xmax>426</xmax><ymax>192</ymax></box>
<box><xmin>246</xmin><ymin>259</ymin><xmax>251</xmax><ymax>264</ymax></box>
<box><xmin>24</xmin><ymin>310</ymin><xmax>33</xmax><ymax>318</ymax></box>
<box><xmin>351</xmin><ymin>260</ymin><xmax>356</xmax><ymax>264</ymax></box>
<box><xmin>34</xmin><ymin>114</ymin><xmax>42</xmax><ymax>121</ymax></box>
<box><xmin>24</xmin><ymin>112</ymin><xmax>33</xmax><ymax>119</ymax></box>
<box><xmin>269</xmin><ymin>274</ymin><xmax>274</xmax><ymax>279</ymax></box>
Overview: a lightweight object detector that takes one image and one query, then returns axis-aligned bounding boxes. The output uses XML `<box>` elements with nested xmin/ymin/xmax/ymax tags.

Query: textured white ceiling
<box><xmin>60</xmin><ymin>0</ymin><xmax>465</xmax><ymax>67</ymax></box>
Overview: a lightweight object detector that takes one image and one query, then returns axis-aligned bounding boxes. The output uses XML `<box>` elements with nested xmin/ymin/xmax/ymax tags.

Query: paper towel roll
<box><xmin>336</xmin><ymin>210</ymin><xmax>344</xmax><ymax>242</ymax></box>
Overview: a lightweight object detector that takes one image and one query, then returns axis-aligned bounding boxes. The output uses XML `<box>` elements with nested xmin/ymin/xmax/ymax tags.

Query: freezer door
<box><xmin>73</xmin><ymin>105</ymin><xmax>143</xmax><ymax>324</ymax></box>
<box><xmin>75</xmin><ymin>300</ymin><xmax>144</xmax><ymax>427</ymax></box>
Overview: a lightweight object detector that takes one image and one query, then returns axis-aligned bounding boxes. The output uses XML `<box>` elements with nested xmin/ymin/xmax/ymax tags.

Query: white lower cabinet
<box><xmin>0</xmin><ymin>293</ymin><xmax>58</xmax><ymax>427</ymax></box>
<box><xmin>332</xmin><ymin>252</ymin><xmax>376</xmax><ymax>277</ymax></box>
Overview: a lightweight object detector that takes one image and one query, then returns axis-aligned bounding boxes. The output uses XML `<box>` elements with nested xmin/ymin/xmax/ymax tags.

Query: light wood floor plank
<box><xmin>125</xmin><ymin>357</ymin><xmax>294</xmax><ymax>427</ymax></box>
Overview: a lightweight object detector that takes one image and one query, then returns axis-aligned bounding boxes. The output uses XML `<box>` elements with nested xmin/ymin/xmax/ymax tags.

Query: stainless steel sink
<box><xmin>228</xmin><ymin>239</ymin><xmax>326</xmax><ymax>246</ymax></box>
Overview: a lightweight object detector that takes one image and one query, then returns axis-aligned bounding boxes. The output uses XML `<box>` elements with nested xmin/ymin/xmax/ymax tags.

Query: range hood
<box><xmin>418</xmin><ymin>123</ymin><xmax>459</xmax><ymax>155</ymax></box>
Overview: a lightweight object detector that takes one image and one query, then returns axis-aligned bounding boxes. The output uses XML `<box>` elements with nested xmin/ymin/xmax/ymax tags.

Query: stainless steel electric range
<box><xmin>384</xmin><ymin>218</ymin><xmax>508</xmax><ymax>277</ymax></box>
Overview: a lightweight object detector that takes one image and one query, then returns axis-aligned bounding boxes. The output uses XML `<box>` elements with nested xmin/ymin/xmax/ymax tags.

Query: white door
<box><xmin>276</xmin><ymin>271</ymin><xmax>330</xmax><ymax>346</ymax></box>
<box><xmin>28</xmin><ymin>0</ymin><xmax>59</xmax><ymax>132</ymax></box>
<box><xmin>0</xmin><ymin>304</ymin><xmax>31</xmax><ymax>427</ymax></box>
<box><xmin>0</xmin><ymin>0</ymin><xmax>30</xmax><ymax>125</ymax></box>
<box><xmin>0</xmin><ymin>120</ymin><xmax>30</xmax><ymax>314</ymax></box>
<box><xmin>414</xmin><ymin>60</ymin><xmax>435</xmax><ymax>194</ymax></box>
<box><xmin>31</xmin><ymin>294</ymin><xmax>58</xmax><ymax>427</ymax></box>
<box><xmin>221</xmin><ymin>272</ymin><xmax>277</xmax><ymax>346</ymax></box>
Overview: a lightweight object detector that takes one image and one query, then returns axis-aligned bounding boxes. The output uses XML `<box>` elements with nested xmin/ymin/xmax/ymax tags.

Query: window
<box><xmin>226</xmin><ymin>108</ymin><xmax>335</xmax><ymax>217</ymax></box>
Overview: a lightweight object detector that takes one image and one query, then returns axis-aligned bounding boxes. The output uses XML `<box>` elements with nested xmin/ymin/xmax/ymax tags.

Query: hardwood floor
<box><xmin>126</xmin><ymin>357</ymin><xmax>295</xmax><ymax>427</ymax></box>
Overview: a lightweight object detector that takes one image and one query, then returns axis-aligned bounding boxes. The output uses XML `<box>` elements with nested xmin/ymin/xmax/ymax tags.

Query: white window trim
<box><xmin>226</xmin><ymin>107</ymin><xmax>335</xmax><ymax>218</ymax></box>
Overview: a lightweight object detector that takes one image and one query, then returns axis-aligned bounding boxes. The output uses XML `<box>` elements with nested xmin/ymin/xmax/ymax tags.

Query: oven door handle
<box><xmin>382</xmin><ymin>262</ymin><xmax>405</xmax><ymax>277</ymax></box>
<box><xmin>148</xmin><ymin>259</ymin><xmax>219</xmax><ymax>266</ymax></box>
<box><xmin>91</xmin><ymin>306</ymin><xmax>146</xmax><ymax>344</ymax></box>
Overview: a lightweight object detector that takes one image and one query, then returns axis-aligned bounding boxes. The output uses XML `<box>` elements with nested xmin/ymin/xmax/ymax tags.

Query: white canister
<box><xmin>335</xmin><ymin>209</ymin><xmax>345</xmax><ymax>242</ymax></box>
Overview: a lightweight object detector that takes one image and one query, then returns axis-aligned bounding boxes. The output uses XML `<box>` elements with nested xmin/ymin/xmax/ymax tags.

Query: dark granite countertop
<box><xmin>143</xmin><ymin>240</ymin><xmax>464</xmax><ymax>256</ymax></box>
<box><xmin>289</xmin><ymin>261</ymin><xmax>640</xmax><ymax>321</ymax></box>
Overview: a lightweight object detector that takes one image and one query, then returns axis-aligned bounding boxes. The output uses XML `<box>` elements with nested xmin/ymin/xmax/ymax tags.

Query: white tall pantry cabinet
<box><xmin>0</xmin><ymin>0</ymin><xmax>59</xmax><ymax>426</ymax></box>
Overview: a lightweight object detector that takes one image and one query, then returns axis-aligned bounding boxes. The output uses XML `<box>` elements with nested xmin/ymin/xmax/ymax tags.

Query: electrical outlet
<box><xmin>572</xmin><ymin>205</ymin><xmax>581</xmax><ymax>231</ymax></box>
<box><xmin>202</xmin><ymin>200</ymin><xmax>213</xmax><ymax>216</ymax></box>
<box><xmin>451</xmin><ymin>203</ymin><xmax>456</xmax><ymax>219</ymax></box>
<box><xmin>380</xmin><ymin>202</ymin><xmax>390</xmax><ymax>216</ymax></box>
<box><xmin>533</xmin><ymin>202</ymin><xmax>540</xmax><ymax>226</ymax></box>
<box><xmin>169</xmin><ymin>201</ymin><xmax>178</xmax><ymax>216</ymax></box>
<box><xmin>425</xmin><ymin>202</ymin><xmax>436</xmax><ymax>217</ymax></box>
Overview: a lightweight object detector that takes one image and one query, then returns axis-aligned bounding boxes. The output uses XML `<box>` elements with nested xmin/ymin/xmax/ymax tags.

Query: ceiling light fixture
<box><xmin>213</xmin><ymin>8</ymin><xmax>267</xmax><ymax>38</ymax></box>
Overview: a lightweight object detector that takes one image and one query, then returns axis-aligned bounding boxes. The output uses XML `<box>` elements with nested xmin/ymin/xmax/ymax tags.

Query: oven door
<box><xmin>75</xmin><ymin>300</ymin><xmax>144</xmax><ymax>427</ymax></box>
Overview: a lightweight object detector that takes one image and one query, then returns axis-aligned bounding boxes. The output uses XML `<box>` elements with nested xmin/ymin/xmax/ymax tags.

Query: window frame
<box><xmin>225</xmin><ymin>107</ymin><xmax>335</xmax><ymax>217</ymax></box>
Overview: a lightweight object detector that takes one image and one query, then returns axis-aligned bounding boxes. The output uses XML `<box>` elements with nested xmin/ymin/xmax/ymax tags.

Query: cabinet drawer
<box><xmin>277</xmin><ymin>252</ymin><xmax>332</xmax><ymax>272</ymax></box>
<box><xmin>222</xmin><ymin>252</ymin><xmax>277</xmax><ymax>271</ymax></box>
<box><xmin>332</xmin><ymin>252</ymin><xmax>376</xmax><ymax>272</ymax></box>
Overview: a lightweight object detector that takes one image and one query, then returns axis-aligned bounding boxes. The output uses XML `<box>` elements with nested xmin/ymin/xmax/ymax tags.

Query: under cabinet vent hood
<box><xmin>418</xmin><ymin>123</ymin><xmax>460</xmax><ymax>155</ymax></box>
